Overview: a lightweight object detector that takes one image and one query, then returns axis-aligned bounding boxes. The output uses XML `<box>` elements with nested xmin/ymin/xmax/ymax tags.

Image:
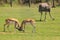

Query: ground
<box><xmin>0</xmin><ymin>5</ymin><xmax>60</xmax><ymax>40</ymax></box>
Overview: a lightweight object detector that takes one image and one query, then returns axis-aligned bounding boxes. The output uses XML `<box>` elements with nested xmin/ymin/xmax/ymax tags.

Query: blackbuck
<box><xmin>4</xmin><ymin>18</ymin><xmax>23</xmax><ymax>32</ymax></box>
<box><xmin>16</xmin><ymin>19</ymin><xmax>36</xmax><ymax>32</ymax></box>
<box><xmin>4</xmin><ymin>18</ymin><xmax>36</xmax><ymax>32</ymax></box>
<box><xmin>39</xmin><ymin>3</ymin><xmax>54</xmax><ymax>21</ymax></box>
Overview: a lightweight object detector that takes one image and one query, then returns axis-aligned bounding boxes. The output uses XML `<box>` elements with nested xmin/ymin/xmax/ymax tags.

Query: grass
<box><xmin>0</xmin><ymin>5</ymin><xmax>60</xmax><ymax>40</ymax></box>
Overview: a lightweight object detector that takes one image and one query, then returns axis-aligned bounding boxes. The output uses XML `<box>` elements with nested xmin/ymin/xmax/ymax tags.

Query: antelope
<box><xmin>4</xmin><ymin>18</ymin><xmax>36</xmax><ymax>32</ymax></box>
<box><xmin>39</xmin><ymin>2</ymin><xmax>55</xmax><ymax>21</ymax></box>
<box><xmin>4</xmin><ymin>18</ymin><xmax>23</xmax><ymax>32</ymax></box>
<box><xmin>16</xmin><ymin>19</ymin><xmax>36</xmax><ymax>32</ymax></box>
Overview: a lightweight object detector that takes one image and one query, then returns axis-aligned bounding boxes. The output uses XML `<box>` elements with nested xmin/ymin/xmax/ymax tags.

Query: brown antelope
<box><xmin>16</xmin><ymin>19</ymin><xmax>36</xmax><ymax>32</ymax></box>
<box><xmin>39</xmin><ymin>2</ymin><xmax>54</xmax><ymax>21</ymax></box>
<box><xmin>4</xmin><ymin>18</ymin><xmax>23</xmax><ymax>32</ymax></box>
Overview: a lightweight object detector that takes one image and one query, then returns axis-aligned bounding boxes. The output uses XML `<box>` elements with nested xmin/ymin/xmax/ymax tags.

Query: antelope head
<box><xmin>15</xmin><ymin>25</ymin><xmax>24</xmax><ymax>32</ymax></box>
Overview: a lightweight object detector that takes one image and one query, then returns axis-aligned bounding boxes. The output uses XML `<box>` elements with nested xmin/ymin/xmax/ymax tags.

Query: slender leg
<box><xmin>4</xmin><ymin>24</ymin><xmax>6</xmax><ymax>32</ymax></box>
<box><xmin>49</xmin><ymin>12</ymin><xmax>55</xmax><ymax>20</ymax></box>
<box><xmin>31</xmin><ymin>22</ymin><xmax>36</xmax><ymax>33</ymax></box>
<box><xmin>7</xmin><ymin>24</ymin><xmax>10</xmax><ymax>32</ymax></box>
<box><xmin>44</xmin><ymin>12</ymin><xmax>47</xmax><ymax>21</ymax></box>
<box><xmin>14</xmin><ymin>23</ymin><xmax>20</xmax><ymax>32</ymax></box>
<box><xmin>23</xmin><ymin>23</ymin><xmax>25</xmax><ymax>32</ymax></box>
<box><xmin>40</xmin><ymin>11</ymin><xmax>43</xmax><ymax>21</ymax></box>
<box><xmin>14</xmin><ymin>23</ymin><xmax>16</xmax><ymax>32</ymax></box>
<box><xmin>20</xmin><ymin>21</ymin><xmax>25</xmax><ymax>32</ymax></box>
<box><xmin>14</xmin><ymin>23</ymin><xmax>17</xmax><ymax>28</ymax></box>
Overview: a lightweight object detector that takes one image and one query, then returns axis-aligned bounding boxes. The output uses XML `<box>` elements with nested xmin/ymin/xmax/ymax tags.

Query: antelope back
<box><xmin>39</xmin><ymin>3</ymin><xmax>51</xmax><ymax>8</ymax></box>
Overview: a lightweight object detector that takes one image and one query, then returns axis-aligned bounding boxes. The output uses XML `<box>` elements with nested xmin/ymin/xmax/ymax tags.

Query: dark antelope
<box><xmin>39</xmin><ymin>3</ymin><xmax>54</xmax><ymax>21</ymax></box>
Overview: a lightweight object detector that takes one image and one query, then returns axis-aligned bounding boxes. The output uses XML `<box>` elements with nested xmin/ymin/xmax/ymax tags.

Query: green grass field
<box><xmin>0</xmin><ymin>6</ymin><xmax>60</xmax><ymax>40</ymax></box>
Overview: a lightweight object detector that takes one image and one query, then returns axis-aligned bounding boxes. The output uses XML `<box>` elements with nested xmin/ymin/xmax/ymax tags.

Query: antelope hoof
<box><xmin>22</xmin><ymin>30</ymin><xmax>25</xmax><ymax>32</ymax></box>
<box><xmin>52</xmin><ymin>18</ymin><xmax>55</xmax><ymax>20</ymax></box>
<box><xmin>40</xmin><ymin>19</ymin><xmax>42</xmax><ymax>21</ymax></box>
<box><xmin>3</xmin><ymin>30</ymin><xmax>5</xmax><ymax>32</ymax></box>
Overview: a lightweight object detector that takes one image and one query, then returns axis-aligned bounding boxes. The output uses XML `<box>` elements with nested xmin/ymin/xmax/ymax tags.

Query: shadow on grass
<box><xmin>35</xmin><ymin>20</ymin><xmax>45</xmax><ymax>22</ymax></box>
<box><xmin>35</xmin><ymin>20</ymin><xmax>40</xmax><ymax>22</ymax></box>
